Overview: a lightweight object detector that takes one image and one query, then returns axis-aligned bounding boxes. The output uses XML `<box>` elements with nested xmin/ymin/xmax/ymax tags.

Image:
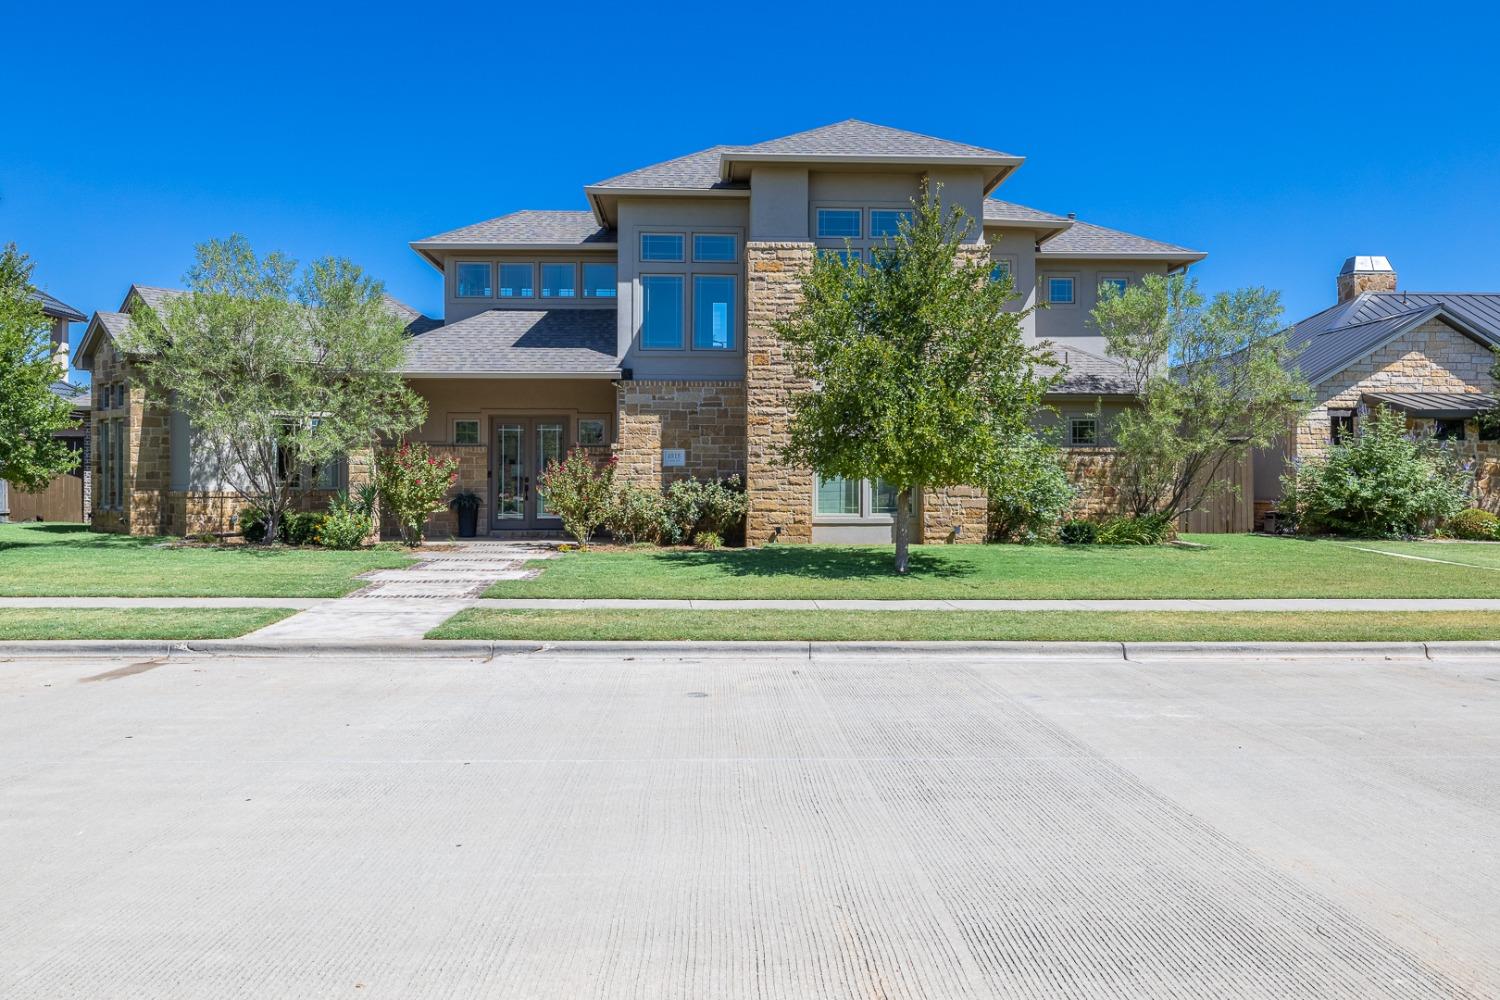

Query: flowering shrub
<box><xmin>317</xmin><ymin>490</ymin><xmax>374</xmax><ymax>549</ymax></box>
<box><xmin>376</xmin><ymin>443</ymin><xmax>459</xmax><ymax>544</ymax></box>
<box><xmin>1280</xmin><ymin>406</ymin><xmax>1470</xmax><ymax>537</ymax></box>
<box><xmin>539</xmin><ymin>449</ymin><xmax>616</xmax><ymax>547</ymax></box>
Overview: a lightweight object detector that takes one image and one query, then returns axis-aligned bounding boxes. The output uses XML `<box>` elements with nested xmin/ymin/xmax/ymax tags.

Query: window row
<box><xmin>450</xmin><ymin>417</ymin><xmax>608</xmax><ymax>446</ymax></box>
<box><xmin>639</xmin><ymin>232</ymin><xmax>738</xmax><ymax>263</ymax></box>
<box><xmin>641</xmin><ymin>274</ymin><xmax>737</xmax><ymax>351</ymax></box>
<box><xmin>1043</xmin><ymin>275</ymin><xmax>1132</xmax><ymax>307</ymax></box>
<box><xmin>456</xmin><ymin>261</ymin><xmax>617</xmax><ymax>300</ymax></box>
<box><xmin>95</xmin><ymin>381</ymin><xmax>128</xmax><ymax>410</ymax></box>
<box><xmin>814</xmin><ymin>475</ymin><xmax>899</xmax><ymax>519</ymax></box>
<box><xmin>815</xmin><ymin>208</ymin><xmax>914</xmax><ymax>241</ymax></box>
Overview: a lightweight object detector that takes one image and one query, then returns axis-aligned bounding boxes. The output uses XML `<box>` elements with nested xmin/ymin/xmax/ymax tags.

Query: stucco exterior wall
<box><xmin>1033</xmin><ymin>260</ymin><xmax>1171</xmax><ymax>356</ymax></box>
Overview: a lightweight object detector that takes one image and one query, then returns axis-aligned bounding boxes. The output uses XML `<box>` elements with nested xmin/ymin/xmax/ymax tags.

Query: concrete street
<box><xmin>2</xmin><ymin>651</ymin><xmax>1497</xmax><ymax>998</ymax></box>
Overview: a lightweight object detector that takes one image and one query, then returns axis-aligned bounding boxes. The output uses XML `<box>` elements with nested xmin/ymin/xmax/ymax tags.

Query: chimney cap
<box><xmin>1339</xmin><ymin>255</ymin><xmax>1394</xmax><ymax>275</ymax></box>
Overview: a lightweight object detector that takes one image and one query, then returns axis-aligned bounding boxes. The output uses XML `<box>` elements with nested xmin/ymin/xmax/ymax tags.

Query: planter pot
<box><xmin>455</xmin><ymin>506</ymin><xmax>478</xmax><ymax>538</ymax></box>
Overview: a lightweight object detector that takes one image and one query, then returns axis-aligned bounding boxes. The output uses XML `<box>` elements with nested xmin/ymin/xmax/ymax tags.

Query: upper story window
<box><xmin>869</xmin><ymin>209</ymin><xmax>913</xmax><ymax>239</ymax></box>
<box><xmin>693</xmin><ymin>275</ymin><xmax>736</xmax><ymax>351</ymax></box>
<box><xmin>818</xmin><ymin>248</ymin><xmax>862</xmax><ymax>264</ymax></box>
<box><xmin>582</xmin><ymin>263</ymin><xmax>617</xmax><ymax>298</ymax></box>
<box><xmin>1100</xmin><ymin>277</ymin><xmax>1129</xmax><ymax>297</ymax></box>
<box><xmin>541</xmin><ymin>263</ymin><xmax>576</xmax><ymax>298</ymax></box>
<box><xmin>990</xmin><ymin>259</ymin><xmax>1012</xmax><ymax>283</ymax></box>
<box><xmin>1068</xmin><ymin>416</ymin><xmax>1098</xmax><ymax>447</ymax></box>
<box><xmin>641</xmin><ymin>275</ymin><xmax>685</xmax><ymax>350</ymax></box>
<box><xmin>498</xmin><ymin>263</ymin><xmax>534</xmax><ymax>298</ymax></box>
<box><xmin>1047</xmin><ymin>276</ymin><xmax>1076</xmax><ymax>305</ymax></box>
<box><xmin>456</xmin><ymin>262</ymin><xmax>492</xmax><ymax>298</ymax></box>
<box><xmin>640</xmin><ymin>233</ymin><xmax>685</xmax><ymax>262</ymax></box>
<box><xmin>693</xmin><ymin>234</ymin><xmax>737</xmax><ymax>262</ymax></box>
<box><xmin>816</xmin><ymin>209</ymin><xmax>862</xmax><ymax>239</ymax></box>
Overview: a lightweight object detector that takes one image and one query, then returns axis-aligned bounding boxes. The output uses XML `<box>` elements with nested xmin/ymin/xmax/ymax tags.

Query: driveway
<box><xmin>1</xmin><ymin>651</ymin><xmax>1496</xmax><ymax>998</ymax></box>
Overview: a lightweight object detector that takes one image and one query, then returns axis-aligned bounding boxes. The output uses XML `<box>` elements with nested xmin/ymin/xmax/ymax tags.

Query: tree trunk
<box><xmin>894</xmin><ymin>487</ymin><xmax>913</xmax><ymax>575</ymax></box>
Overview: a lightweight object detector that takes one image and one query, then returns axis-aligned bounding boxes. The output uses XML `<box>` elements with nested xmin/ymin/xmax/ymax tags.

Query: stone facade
<box><xmin>615</xmin><ymin>380</ymin><xmax>747</xmax><ymax>487</ymax></box>
<box><xmin>745</xmin><ymin>242</ymin><xmax>817</xmax><ymax>544</ymax></box>
<box><xmin>409</xmin><ymin>443</ymin><xmax>489</xmax><ymax>539</ymax></box>
<box><xmin>1061</xmin><ymin>447</ymin><xmax>1124</xmax><ymax>519</ymax></box>
<box><xmin>921</xmin><ymin>486</ymin><xmax>989</xmax><ymax>542</ymax></box>
<box><xmin>1295</xmin><ymin>317</ymin><xmax>1496</xmax><ymax>460</ymax></box>
<box><xmin>1336</xmin><ymin>268</ymin><xmax>1397</xmax><ymax>304</ymax></box>
<box><xmin>88</xmin><ymin>339</ymin><xmax>172</xmax><ymax>536</ymax></box>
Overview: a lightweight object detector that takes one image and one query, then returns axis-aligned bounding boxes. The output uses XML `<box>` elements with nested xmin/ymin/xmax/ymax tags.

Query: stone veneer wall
<box><xmin>615</xmin><ymin>381</ymin><xmax>747</xmax><ymax>487</ymax></box>
<box><xmin>1061</xmin><ymin>447</ymin><xmax>1124</xmax><ymax>520</ymax></box>
<box><xmin>745</xmin><ymin>242</ymin><xmax>816</xmax><ymax>543</ymax></box>
<box><xmin>89</xmin><ymin>340</ymin><xmax>171</xmax><ymax>536</ymax></box>
<box><xmin>921</xmin><ymin>486</ymin><xmax>989</xmax><ymax>542</ymax></box>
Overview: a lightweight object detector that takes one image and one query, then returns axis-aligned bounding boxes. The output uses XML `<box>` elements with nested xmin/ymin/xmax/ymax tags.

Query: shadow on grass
<box><xmin>643</xmin><ymin>546</ymin><xmax>974</xmax><ymax>581</ymax></box>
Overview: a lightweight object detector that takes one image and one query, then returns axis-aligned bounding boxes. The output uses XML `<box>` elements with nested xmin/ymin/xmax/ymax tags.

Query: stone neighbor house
<box><xmin>75</xmin><ymin>119</ymin><xmax>1218</xmax><ymax>541</ymax></box>
<box><xmin>1252</xmin><ymin>256</ymin><xmax>1500</xmax><ymax>524</ymax></box>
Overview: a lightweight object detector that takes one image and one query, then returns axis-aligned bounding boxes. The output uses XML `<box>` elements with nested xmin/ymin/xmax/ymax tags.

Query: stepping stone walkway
<box><xmin>243</xmin><ymin>541</ymin><xmax>554</xmax><ymax>642</ymax></box>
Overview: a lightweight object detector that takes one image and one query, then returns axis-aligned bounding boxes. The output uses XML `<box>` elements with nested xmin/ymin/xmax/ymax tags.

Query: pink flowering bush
<box><xmin>376</xmin><ymin>442</ymin><xmax>459</xmax><ymax>544</ymax></box>
<box><xmin>539</xmin><ymin>449</ymin><xmax>616</xmax><ymax>548</ymax></box>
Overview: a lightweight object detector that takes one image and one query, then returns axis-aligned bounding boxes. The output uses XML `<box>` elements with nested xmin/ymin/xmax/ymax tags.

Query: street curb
<box><xmin>2</xmin><ymin>639</ymin><xmax>1498</xmax><ymax>661</ymax></box>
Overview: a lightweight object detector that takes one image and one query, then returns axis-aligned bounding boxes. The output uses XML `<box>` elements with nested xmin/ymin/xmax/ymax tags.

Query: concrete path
<box><xmin>241</xmin><ymin>541</ymin><xmax>553</xmax><ymax>641</ymax></box>
<box><xmin>2</xmin><ymin>651</ymin><xmax>1496</xmax><ymax>998</ymax></box>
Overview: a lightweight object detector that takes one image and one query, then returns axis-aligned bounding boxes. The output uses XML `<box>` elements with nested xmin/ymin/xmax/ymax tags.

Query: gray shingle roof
<box><xmin>732</xmin><ymin>119</ymin><xmax>1015</xmax><ymax>160</ymax></box>
<box><xmin>1039</xmin><ymin>219</ymin><xmax>1204</xmax><ymax>260</ymax></box>
<box><xmin>1283</xmin><ymin>292</ymin><xmax>1500</xmax><ymax>385</ymax></box>
<box><xmin>31</xmin><ymin>290</ymin><xmax>85</xmax><ymax>322</ymax></box>
<box><xmin>414</xmin><ymin>210</ymin><xmax>616</xmax><ymax>247</ymax></box>
<box><xmin>1041</xmin><ymin>344</ymin><xmax>1135</xmax><ymax>395</ymax></box>
<box><xmin>401</xmin><ymin>309</ymin><xmax>619</xmax><ymax>376</ymax></box>
<box><xmin>983</xmin><ymin>199</ymin><xmax>1070</xmax><ymax>227</ymax></box>
<box><xmin>591</xmin><ymin>146</ymin><xmax>747</xmax><ymax>191</ymax></box>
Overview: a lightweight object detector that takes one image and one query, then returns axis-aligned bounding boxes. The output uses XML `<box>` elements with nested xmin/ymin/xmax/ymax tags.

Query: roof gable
<box><xmin>1283</xmin><ymin>292</ymin><xmax>1500</xmax><ymax>385</ymax></box>
<box><xmin>31</xmin><ymin>289</ymin><xmax>86</xmax><ymax>322</ymax></box>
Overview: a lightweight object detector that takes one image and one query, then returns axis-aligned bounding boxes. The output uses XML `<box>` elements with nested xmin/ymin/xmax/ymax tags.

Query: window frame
<box><xmin>1099</xmin><ymin>275</ymin><xmax>1130</xmax><ymax>298</ymax></box>
<box><xmin>452</xmin><ymin>418</ymin><xmax>481</xmax><ymax>446</ymax></box>
<box><xmin>1068</xmin><ymin>416</ymin><xmax>1099</xmax><ymax>447</ymax></box>
<box><xmin>1434</xmin><ymin>417</ymin><xmax>1467</xmax><ymax>442</ymax></box>
<box><xmin>691</xmin><ymin>274</ymin><xmax>737</xmax><ymax>351</ymax></box>
<box><xmin>639</xmin><ymin>273</ymin><xmax>686</xmax><ymax>351</ymax></box>
<box><xmin>496</xmin><ymin>261</ymin><xmax>536</xmax><ymax>299</ymax></box>
<box><xmin>692</xmin><ymin>233</ymin><xmax>738</xmax><ymax>263</ymax></box>
<box><xmin>576</xmin><ymin>416</ymin><xmax>608</xmax><ymax>446</ymax></box>
<box><xmin>868</xmin><ymin>208</ymin><xmax>914</xmax><ymax>240</ymax></box>
<box><xmin>581</xmin><ymin>262</ymin><xmax>617</xmax><ymax>298</ymax></box>
<box><xmin>639</xmin><ymin>232</ymin><xmax>685</xmax><ymax>263</ymax></box>
<box><xmin>990</xmin><ymin>256</ymin><xmax>1015</xmax><ymax>285</ymax></box>
<box><xmin>815</xmin><ymin>207</ymin><xmax>863</xmax><ymax>240</ymax></box>
<box><xmin>1044</xmin><ymin>274</ymin><xmax>1077</xmax><ymax>306</ymax></box>
<box><xmin>812</xmin><ymin>475</ymin><xmax>901</xmax><ymax>524</ymax></box>
<box><xmin>454</xmin><ymin>260</ymin><xmax>494</xmax><ymax>299</ymax></box>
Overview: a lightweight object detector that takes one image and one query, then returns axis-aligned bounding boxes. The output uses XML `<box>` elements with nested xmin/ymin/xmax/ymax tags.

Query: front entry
<box><xmin>491</xmin><ymin>416</ymin><xmax>568</xmax><ymax>532</ymax></box>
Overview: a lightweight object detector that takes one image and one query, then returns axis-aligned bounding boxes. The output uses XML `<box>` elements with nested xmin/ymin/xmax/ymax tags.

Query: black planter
<box><xmin>455</xmin><ymin>506</ymin><xmax>478</xmax><ymax>538</ymax></box>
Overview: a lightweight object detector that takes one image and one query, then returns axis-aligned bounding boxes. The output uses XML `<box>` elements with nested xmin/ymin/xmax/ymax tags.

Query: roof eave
<box><xmin>401</xmin><ymin>369</ymin><xmax>623</xmax><ymax>380</ymax></box>
<box><xmin>718</xmin><ymin>152</ymin><xmax>1025</xmax><ymax>183</ymax></box>
<box><xmin>1037</xmin><ymin>250</ymin><xmax>1208</xmax><ymax>266</ymax></box>
<box><xmin>584</xmin><ymin>184</ymin><xmax>750</xmax><ymax>229</ymax></box>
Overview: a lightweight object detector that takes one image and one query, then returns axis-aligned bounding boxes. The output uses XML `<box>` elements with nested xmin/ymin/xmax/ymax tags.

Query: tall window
<box><xmin>641</xmin><ymin>275</ymin><xmax>684</xmax><ymax>349</ymax></box>
<box><xmin>1329</xmin><ymin>411</ymin><xmax>1355</xmax><ymax>445</ymax></box>
<box><xmin>693</xmin><ymin>276</ymin><xmax>735</xmax><ymax>350</ymax></box>
<box><xmin>498</xmin><ymin>264</ymin><xmax>534</xmax><ymax>298</ymax></box>
<box><xmin>111</xmin><ymin>419</ymin><xmax>124</xmax><ymax>508</ymax></box>
<box><xmin>97</xmin><ymin>421</ymin><xmax>112</xmax><ymax>509</ymax></box>
<box><xmin>456</xmin><ymin>262</ymin><xmax>492</xmax><ymax>298</ymax></box>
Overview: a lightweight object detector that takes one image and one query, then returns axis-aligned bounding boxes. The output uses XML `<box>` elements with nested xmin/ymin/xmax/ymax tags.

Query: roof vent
<box><xmin>1067</xmin><ymin>212</ymin><xmax>1077</xmax><ymax>220</ymax></box>
<box><xmin>1336</xmin><ymin>255</ymin><xmax>1397</xmax><ymax>304</ymax></box>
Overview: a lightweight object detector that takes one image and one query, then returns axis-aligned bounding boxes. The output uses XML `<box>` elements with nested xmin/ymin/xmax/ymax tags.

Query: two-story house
<box><xmin>76</xmin><ymin>119</ymin><xmax>1208</xmax><ymax>540</ymax></box>
<box><xmin>402</xmin><ymin>119</ymin><xmax>1204</xmax><ymax>543</ymax></box>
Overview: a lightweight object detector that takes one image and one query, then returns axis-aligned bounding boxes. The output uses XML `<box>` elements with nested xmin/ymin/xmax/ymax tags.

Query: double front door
<box><xmin>492</xmin><ymin>416</ymin><xmax>567</xmax><ymax>531</ymax></box>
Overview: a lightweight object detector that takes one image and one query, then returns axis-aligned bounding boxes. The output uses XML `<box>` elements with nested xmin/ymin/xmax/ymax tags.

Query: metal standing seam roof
<box><xmin>1283</xmin><ymin>292</ymin><xmax>1500</xmax><ymax>384</ymax></box>
<box><xmin>1361</xmin><ymin>390</ymin><xmax>1497</xmax><ymax>418</ymax></box>
<box><xmin>401</xmin><ymin>309</ymin><xmax>619</xmax><ymax>376</ymax></box>
<box><xmin>31</xmin><ymin>290</ymin><xmax>86</xmax><ymax>322</ymax></box>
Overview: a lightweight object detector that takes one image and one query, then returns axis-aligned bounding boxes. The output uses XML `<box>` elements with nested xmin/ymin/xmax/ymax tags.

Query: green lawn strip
<box><xmin>0</xmin><ymin>523</ymin><xmax>412</xmax><ymax>597</ymax></box>
<box><xmin>429</xmin><ymin>609</ymin><xmax>1500</xmax><ymax>643</ymax></box>
<box><xmin>1335</xmin><ymin>539</ymin><xmax>1500</xmax><ymax>572</ymax></box>
<box><xmin>484</xmin><ymin>534</ymin><xmax>1482</xmax><ymax>600</ymax></box>
<box><xmin>0</xmin><ymin>607</ymin><xmax>297</xmax><ymax>640</ymax></box>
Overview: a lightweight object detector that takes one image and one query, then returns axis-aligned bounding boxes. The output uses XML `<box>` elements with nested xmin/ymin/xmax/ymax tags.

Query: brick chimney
<box><xmin>1336</xmin><ymin>255</ymin><xmax>1396</xmax><ymax>303</ymax></box>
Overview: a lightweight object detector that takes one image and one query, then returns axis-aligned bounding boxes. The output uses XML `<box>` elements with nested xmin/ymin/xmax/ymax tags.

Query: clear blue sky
<box><xmin>6</xmin><ymin>1</ymin><xmax>1499</xmax><ymax>384</ymax></box>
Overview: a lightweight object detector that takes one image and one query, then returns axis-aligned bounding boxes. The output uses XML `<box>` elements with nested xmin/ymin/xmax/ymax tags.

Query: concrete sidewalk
<box><xmin>7</xmin><ymin>596</ymin><xmax>1500</xmax><ymax>612</ymax></box>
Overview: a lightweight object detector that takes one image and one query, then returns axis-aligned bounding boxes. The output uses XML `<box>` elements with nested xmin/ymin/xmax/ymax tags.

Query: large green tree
<box><xmin>1089</xmin><ymin>272</ymin><xmax>1306</xmax><ymax>519</ymax></box>
<box><xmin>776</xmin><ymin>187</ymin><xmax>1058</xmax><ymax>572</ymax></box>
<box><xmin>0</xmin><ymin>244</ymin><xmax>79</xmax><ymax>494</ymax></box>
<box><xmin>131</xmin><ymin>235</ymin><xmax>425</xmax><ymax>542</ymax></box>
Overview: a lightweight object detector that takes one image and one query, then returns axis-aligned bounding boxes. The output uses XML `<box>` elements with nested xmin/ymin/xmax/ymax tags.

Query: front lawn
<box><xmin>0</xmin><ymin>523</ymin><xmax>412</xmax><ymax>597</ymax></box>
<box><xmin>482</xmin><ymin>534</ymin><xmax>1486</xmax><ymax>600</ymax></box>
<box><xmin>0</xmin><ymin>607</ymin><xmax>297</xmax><ymax>640</ymax></box>
<box><xmin>1334</xmin><ymin>539</ymin><xmax>1500</xmax><ymax>571</ymax></box>
<box><xmin>431</xmin><ymin>609</ymin><xmax>1500</xmax><ymax>642</ymax></box>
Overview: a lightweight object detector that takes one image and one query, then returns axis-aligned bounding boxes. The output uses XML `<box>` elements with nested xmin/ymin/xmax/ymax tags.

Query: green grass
<box><xmin>0</xmin><ymin>523</ymin><xmax>412</xmax><ymax>597</ymax></box>
<box><xmin>0</xmin><ymin>607</ymin><xmax>297</xmax><ymax>640</ymax></box>
<box><xmin>430</xmin><ymin>609</ymin><xmax>1500</xmax><ymax>643</ymax></box>
<box><xmin>1334</xmin><ymin>539</ymin><xmax>1500</xmax><ymax>571</ymax></box>
<box><xmin>483</xmin><ymin>534</ymin><xmax>1488</xmax><ymax>600</ymax></box>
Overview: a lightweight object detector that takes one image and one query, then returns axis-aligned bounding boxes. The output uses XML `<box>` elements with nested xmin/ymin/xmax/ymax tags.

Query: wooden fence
<box><xmin>1178</xmin><ymin>450</ymin><xmax>1255</xmax><ymax>534</ymax></box>
<box><xmin>6</xmin><ymin>475</ymin><xmax>85</xmax><ymax>523</ymax></box>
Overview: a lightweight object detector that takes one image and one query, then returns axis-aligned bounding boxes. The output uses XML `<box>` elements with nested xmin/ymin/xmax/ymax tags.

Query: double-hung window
<box><xmin>814</xmin><ymin>476</ymin><xmax>899</xmax><ymax>519</ymax></box>
<box><xmin>641</xmin><ymin>275</ymin><xmax>685</xmax><ymax>350</ymax></box>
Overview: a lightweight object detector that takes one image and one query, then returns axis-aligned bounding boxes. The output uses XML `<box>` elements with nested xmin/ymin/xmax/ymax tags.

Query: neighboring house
<box><xmin>1253</xmin><ymin>256</ymin><xmax>1500</xmax><ymax>521</ymax></box>
<box><xmin>0</xmin><ymin>290</ymin><xmax>90</xmax><ymax>523</ymax></box>
<box><xmin>76</xmin><ymin>119</ymin><xmax>1207</xmax><ymax>540</ymax></box>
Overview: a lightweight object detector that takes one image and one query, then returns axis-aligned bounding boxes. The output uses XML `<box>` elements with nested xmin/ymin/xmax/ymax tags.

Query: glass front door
<box><xmin>491</xmin><ymin>416</ymin><xmax>568</xmax><ymax>530</ymax></box>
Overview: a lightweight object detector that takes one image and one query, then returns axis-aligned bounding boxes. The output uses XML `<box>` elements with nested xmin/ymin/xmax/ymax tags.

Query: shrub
<box><xmin>986</xmin><ymin>437</ymin><xmax>1076</xmax><ymax>542</ymax></box>
<box><xmin>1446</xmin><ymin>507</ymin><xmax>1499</xmax><ymax>541</ymax></box>
<box><xmin>1097</xmin><ymin>512</ymin><xmax>1176</xmax><ymax>546</ymax></box>
<box><xmin>606</xmin><ymin>482</ymin><xmax>672</xmax><ymax>545</ymax></box>
<box><xmin>695</xmin><ymin>530</ymin><xmax>723</xmax><ymax>550</ymax></box>
<box><xmin>538</xmin><ymin>449</ymin><xmax>616</xmax><ymax>548</ymax></box>
<box><xmin>377</xmin><ymin>443</ymin><xmax>459</xmax><ymax>544</ymax></box>
<box><xmin>1280</xmin><ymin>406</ymin><xmax>1471</xmax><ymax>537</ymax></box>
<box><xmin>239</xmin><ymin>505</ymin><xmax>268</xmax><ymax>543</ymax></box>
<box><xmin>281</xmin><ymin>511</ymin><xmax>324</xmax><ymax>546</ymax></box>
<box><xmin>664</xmin><ymin>476</ymin><xmax>748</xmax><ymax>545</ymax></box>
<box><xmin>1058</xmin><ymin>519</ymin><xmax>1098</xmax><ymax>545</ymax></box>
<box><xmin>318</xmin><ymin>490</ymin><xmax>373</xmax><ymax>549</ymax></box>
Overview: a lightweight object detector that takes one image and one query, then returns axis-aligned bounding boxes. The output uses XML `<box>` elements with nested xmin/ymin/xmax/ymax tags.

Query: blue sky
<box><xmin>6</xmin><ymin>1</ymin><xmax>1499</xmax><ymax>383</ymax></box>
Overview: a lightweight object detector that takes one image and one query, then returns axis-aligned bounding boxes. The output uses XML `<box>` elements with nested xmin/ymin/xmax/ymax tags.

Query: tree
<box><xmin>1090</xmin><ymin>273</ymin><xmax>1306</xmax><ymax>520</ymax></box>
<box><xmin>776</xmin><ymin>185</ymin><xmax>1058</xmax><ymax>573</ymax></box>
<box><xmin>131</xmin><ymin>236</ymin><xmax>425</xmax><ymax>543</ymax></box>
<box><xmin>0</xmin><ymin>244</ymin><xmax>79</xmax><ymax>492</ymax></box>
